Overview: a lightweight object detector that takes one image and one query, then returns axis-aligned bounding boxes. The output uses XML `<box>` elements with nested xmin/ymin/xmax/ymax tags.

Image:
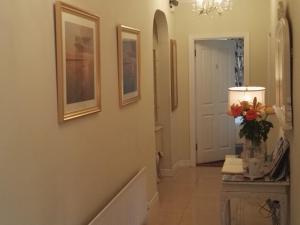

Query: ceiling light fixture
<box><xmin>170</xmin><ymin>0</ymin><xmax>179</xmax><ymax>8</ymax></box>
<box><xmin>192</xmin><ymin>0</ymin><xmax>233</xmax><ymax>15</ymax></box>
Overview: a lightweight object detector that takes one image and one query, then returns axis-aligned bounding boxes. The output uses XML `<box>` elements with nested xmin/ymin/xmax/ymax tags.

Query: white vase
<box><xmin>248</xmin><ymin>158</ymin><xmax>264</xmax><ymax>177</ymax></box>
<box><xmin>242</xmin><ymin>139</ymin><xmax>266</xmax><ymax>173</ymax></box>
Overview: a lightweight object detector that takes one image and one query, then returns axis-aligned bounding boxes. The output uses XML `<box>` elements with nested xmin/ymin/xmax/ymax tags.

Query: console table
<box><xmin>221</xmin><ymin>177</ymin><xmax>290</xmax><ymax>225</ymax></box>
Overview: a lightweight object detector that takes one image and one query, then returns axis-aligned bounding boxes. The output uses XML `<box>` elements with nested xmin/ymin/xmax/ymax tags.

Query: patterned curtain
<box><xmin>234</xmin><ymin>39</ymin><xmax>244</xmax><ymax>87</ymax></box>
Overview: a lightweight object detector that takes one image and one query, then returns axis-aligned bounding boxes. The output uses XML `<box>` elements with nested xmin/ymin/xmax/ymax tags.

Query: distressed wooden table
<box><xmin>221</xmin><ymin>177</ymin><xmax>290</xmax><ymax>225</ymax></box>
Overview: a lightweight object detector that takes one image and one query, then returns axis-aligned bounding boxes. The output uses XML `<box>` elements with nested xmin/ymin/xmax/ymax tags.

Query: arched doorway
<box><xmin>153</xmin><ymin>10</ymin><xmax>172</xmax><ymax>176</ymax></box>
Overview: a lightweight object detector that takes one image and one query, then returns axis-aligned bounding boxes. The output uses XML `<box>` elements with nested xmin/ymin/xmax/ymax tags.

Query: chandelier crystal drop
<box><xmin>192</xmin><ymin>0</ymin><xmax>233</xmax><ymax>15</ymax></box>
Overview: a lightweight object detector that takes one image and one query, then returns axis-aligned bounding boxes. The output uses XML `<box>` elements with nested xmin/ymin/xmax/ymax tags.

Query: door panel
<box><xmin>200</xmin><ymin>116</ymin><xmax>214</xmax><ymax>150</ymax></box>
<box><xmin>218</xmin><ymin>115</ymin><xmax>230</xmax><ymax>148</ymax></box>
<box><xmin>199</xmin><ymin>49</ymin><xmax>214</xmax><ymax>104</ymax></box>
<box><xmin>196</xmin><ymin>40</ymin><xmax>236</xmax><ymax>163</ymax></box>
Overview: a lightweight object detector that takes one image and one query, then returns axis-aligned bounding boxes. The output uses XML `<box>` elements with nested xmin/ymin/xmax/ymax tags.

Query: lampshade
<box><xmin>228</xmin><ymin>87</ymin><xmax>266</xmax><ymax>107</ymax></box>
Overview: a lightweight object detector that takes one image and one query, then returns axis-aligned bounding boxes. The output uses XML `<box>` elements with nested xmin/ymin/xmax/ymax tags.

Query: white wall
<box><xmin>0</xmin><ymin>0</ymin><xmax>173</xmax><ymax>224</ymax></box>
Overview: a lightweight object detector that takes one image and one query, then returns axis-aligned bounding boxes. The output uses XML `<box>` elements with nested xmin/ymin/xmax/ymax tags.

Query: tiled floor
<box><xmin>149</xmin><ymin>166</ymin><xmax>276</xmax><ymax>225</ymax></box>
<box><xmin>151</xmin><ymin>166</ymin><xmax>222</xmax><ymax>225</ymax></box>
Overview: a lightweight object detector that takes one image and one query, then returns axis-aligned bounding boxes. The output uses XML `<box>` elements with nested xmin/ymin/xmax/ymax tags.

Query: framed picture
<box><xmin>55</xmin><ymin>1</ymin><xmax>101</xmax><ymax>123</ymax></box>
<box><xmin>117</xmin><ymin>25</ymin><xmax>141</xmax><ymax>107</ymax></box>
<box><xmin>170</xmin><ymin>39</ymin><xmax>178</xmax><ymax>111</ymax></box>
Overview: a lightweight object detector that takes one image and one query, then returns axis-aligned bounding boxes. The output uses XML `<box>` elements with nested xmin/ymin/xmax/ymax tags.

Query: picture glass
<box><xmin>122</xmin><ymin>31</ymin><xmax>139</xmax><ymax>101</ymax></box>
<box><xmin>123</xmin><ymin>38</ymin><xmax>137</xmax><ymax>95</ymax></box>
<box><xmin>62</xmin><ymin>12</ymin><xmax>99</xmax><ymax>114</ymax></box>
<box><xmin>65</xmin><ymin>21</ymin><xmax>95</xmax><ymax>104</ymax></box>
<box><xmin>117</xmin><ymin>26</ymin><xmax>140</xmax><ymax>107</ymax></box>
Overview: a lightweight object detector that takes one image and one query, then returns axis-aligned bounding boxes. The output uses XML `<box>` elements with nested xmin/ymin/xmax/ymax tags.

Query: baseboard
<box><xmin>148</xmin><ymin>192</ymin><xmax>159</xmax><ymax>210</ymax></box>
<box><xmin>146</xmin><ymin>192</ymin><xmax>159</xmax><ymax>224</ymax></box>
<box><xmin>172</xmin><ymin>160</ymin><xmax>192</xmax><ymax>170</ymax></box>
<box><xmin>159</xmin><ymin>169</ymin><xmax>175</xmax><ymax>177</ymax></box>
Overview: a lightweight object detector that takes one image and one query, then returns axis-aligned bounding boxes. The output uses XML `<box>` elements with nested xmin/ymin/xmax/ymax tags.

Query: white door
<box><xmin>195</xmin><ymin>40</ymin><xmax>236</xmax><ymax>163</ymax></box>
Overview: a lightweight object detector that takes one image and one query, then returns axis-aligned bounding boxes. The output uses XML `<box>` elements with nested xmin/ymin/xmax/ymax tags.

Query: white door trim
<box><xmin>188</xmin><ymin>33</ymin><xmax>250</xmax><ymax>166</ymax></box>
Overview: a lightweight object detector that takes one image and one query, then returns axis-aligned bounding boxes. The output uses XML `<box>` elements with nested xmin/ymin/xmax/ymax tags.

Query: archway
<box><xmin>153</xmin><ymin>10</ymin><xmax>172</xmax><ymax>175</ymax></box>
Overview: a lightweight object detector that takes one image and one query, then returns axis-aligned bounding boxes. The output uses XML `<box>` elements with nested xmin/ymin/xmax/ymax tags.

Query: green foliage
<box><xmin>239</xmin><ymin>119</ymin><xmax>273</xmax><ymax>146</ymax></box>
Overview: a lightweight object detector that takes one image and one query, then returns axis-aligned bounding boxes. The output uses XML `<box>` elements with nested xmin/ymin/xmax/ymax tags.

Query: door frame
<box><xmin>188</xmin><ymin>33</ymin><xmax>250</xmax><ymax>166</ymax></box>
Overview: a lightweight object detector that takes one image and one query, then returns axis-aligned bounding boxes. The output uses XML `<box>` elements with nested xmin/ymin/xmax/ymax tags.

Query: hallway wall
<box><xmin>268</xmin><ymin>0</ymin><xmax>300</xmax><ymax>223</ymax></box>
<box><xmin>0</xmin><ymin>1</ymin><xmax>173</xmax><ymax>225</ymax></box>
<box><xmin>171</xmin><ymin>0</ymin><xmax>271</xmax><ymax>163</ymax></box>
<box><xmin>286</xmin><ymin>0</ymin><xmax>300</xmax><ymax>224</ymax></box>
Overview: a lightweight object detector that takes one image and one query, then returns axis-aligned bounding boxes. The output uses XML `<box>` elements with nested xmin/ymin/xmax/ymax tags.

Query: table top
<box><xmin>222</xmin><ymin>174</ymin><xmax>290</xmax><ymax>186</ymax></box>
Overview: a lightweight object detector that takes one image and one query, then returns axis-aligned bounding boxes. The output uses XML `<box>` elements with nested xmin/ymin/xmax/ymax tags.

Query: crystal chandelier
<box><xmin>192</xmin><ymin>0</ymin><xmax>233</xmax><ymax>15</ymax></box>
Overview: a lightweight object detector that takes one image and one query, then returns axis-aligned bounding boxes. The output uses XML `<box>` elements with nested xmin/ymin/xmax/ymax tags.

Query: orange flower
<box><xmin>255</xmin><ymin>102</ymin><xmax>264</xmax><ymax>111</ymax></box>
<box><xmin>245</xmin><ymin>109</ymin><xmax>257</xmax><ymax>121</ymax></box>
<box><xmin>240</xmin><ymin>101</ymin><xmax>250</xmax><ymax>110</ymax></box>
<box><xmin>229</xmin><ymin>104</ymin><xmax>243</xmax><ymax>117</ymax></box>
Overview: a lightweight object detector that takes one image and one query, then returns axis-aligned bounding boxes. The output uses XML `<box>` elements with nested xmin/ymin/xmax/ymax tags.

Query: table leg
<box><xmin>280</xmin><ymin>195</ymin><xmax>288</xmax><ymax>225</ymax></box>
<box><xmin>221</xmin><ymin>194</ymin><xmax>231</xmax><ymax>225</ymax></box>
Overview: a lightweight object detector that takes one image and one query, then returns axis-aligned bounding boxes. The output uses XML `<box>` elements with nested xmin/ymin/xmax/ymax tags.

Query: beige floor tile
<box><xmin>151</xmin><ymin>166</ymin><xmax>275</xmax><ymax>225</ymax></box>
<box><xmin>157</xmin><ymin>212</ymin><xmax>183</xmax><ymax>225</ymax></box>
<box><xmin>153</xmin><ymin>167</ymin><xmax>223</xmax><ymax>225</ymax></box>
<box><xmin>180</xmin><ymin>210</ymin><xmax>221</xmax><ymax>225</ymax></box>
<box><xmin>174</xmin><ymin>168</ymin><xmax>198</xmax><ymax>184</ymax></box>
<box><xmin>179</xmin><ymin>211</ymin><xmax>193</xmax><ymax>225</ymax></box>
<box><xmin>159</xmin><ymin>198</ymin><xmax>190</xmax><ymax>214</ymax></box>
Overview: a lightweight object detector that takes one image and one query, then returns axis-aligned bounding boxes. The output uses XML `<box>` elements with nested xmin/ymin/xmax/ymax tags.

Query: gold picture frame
<box><xmin>55</xmin><ymin>1</ymin><xmax>101</xmax><ymax>123</ymax></box>
<box><xmin>170</xmin><ymin>39</ymin><xmax>178</xmax><ymax>111</ymax></box>
<box><xmin>117</xmin><ymin>25</ymin><xmax>141</xmax><ymax>107</ymax></box>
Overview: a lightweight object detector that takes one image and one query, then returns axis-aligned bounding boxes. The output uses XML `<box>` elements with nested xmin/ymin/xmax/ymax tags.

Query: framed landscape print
<box><xmin>170</xmin><ymin>39</ymin><xmax>178</xmax><ymax>111</ymax></box>
<box><xmin>55</xmin><ymin>1</ymin><xmax>101</xmax><ymax>123</ymax></box>
<box><xmin>117</xmin><ymin>25</ymin><xmax>141</xmax><ymax>107</ymax></box>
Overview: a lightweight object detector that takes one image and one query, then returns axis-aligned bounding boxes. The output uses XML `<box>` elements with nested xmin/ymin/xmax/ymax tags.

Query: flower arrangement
<box><xmin>228</xmin><ymin>97</ymin><xmax>274</xmax><ymax>147</ymax></box>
